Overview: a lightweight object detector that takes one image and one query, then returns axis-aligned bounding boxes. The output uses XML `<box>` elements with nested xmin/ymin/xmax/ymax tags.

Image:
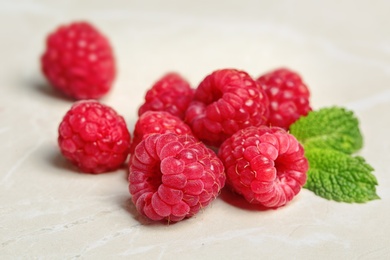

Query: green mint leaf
<box><xmin>290</xmin><ymin>106</ymin><xmax>363</xmax><ymax>154</ymax></box>
<box><xmin>304</xmin><ymin>148</ymin><xmax>379</xmax><ymax>203</ymax></box>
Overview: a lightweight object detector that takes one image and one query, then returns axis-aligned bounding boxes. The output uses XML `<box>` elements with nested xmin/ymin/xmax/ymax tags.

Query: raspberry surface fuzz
<box><xmin>41</xmin><ymin>21</ymin><xmax>116</xmax><ymax>99</ymax></box>
<box><xmin>138</xmin><ymin>72</ymin><xmax>194</xmax><ymax>119</ymax></box>
<box><xmin>218</xmin><ymin>126</ymin><xmax>308</xmax><ymax>208</ymax></box>
<box><xmin>185</xmin><ymin>68</ymin><xmax>269</xmax><ymax>147</ymax></box>
<box><xmin>58</xmin><ymin>100</ymin><xmax>130</xmax><ymax>173</ymax></box>
<box><xmin>129</xmin><ymin>133</ymin><xmax>225</xmax><ymax>222</ymax></box>
<box><xmin>256</xmin><ymin>68</ymin><xmax>311</xmax><ymax>129</ymax></box>
<box><xmin>130</xmin><ymin>111</ymin><xmax>193</xmax><ymax>153</ymax></box>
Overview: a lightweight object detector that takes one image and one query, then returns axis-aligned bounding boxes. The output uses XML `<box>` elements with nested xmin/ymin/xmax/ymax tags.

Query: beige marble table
<box><xmin>1</xmin><ymin>0</ymin><xmax>389</xmax><ymax>259</ymax></box>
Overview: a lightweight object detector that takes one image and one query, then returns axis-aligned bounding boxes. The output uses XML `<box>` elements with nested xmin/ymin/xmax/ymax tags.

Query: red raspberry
<box><xmin>129</xmin><ymin>133</ymin><xmax>225</xmax><ymax>222</ymax></box>
<box><xmin>41</xmin><ymin>21</ymin><xmax>116</xmax><ymax>100</ymax></box>
<box><xmin>218</xmin><ymin>126</ymin><xmax>308</xmax><ymax>208</ymax></box>
<box><xmin>256</xmin><ymin>68</ymin><xmax>311</xmax><ymax>129</ymax></box>
<box><xmin>185</xmin><ymin>69</ymin><xmax>269</xmax><ymax>147</ymax></box>
<box><xmin>130</xmin><ymin>111</ymin><xmax>193</xmax><ymax>153</ymax></box>
<box><xmin>58</xmin><ymin>100</ymin><xmax>130</xmax><ymax>173</ymax></box>
<box><xmin>138</xmin><ymin>72</ymin><xmax>194</xmax><ymax>119</ymax></box>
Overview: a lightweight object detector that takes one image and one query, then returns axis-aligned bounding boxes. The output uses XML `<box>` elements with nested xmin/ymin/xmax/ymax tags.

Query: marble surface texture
<box><xmin>1</xmin><ymin>0</ymin><xmax>390</xmax><ymax>259</ymax></box>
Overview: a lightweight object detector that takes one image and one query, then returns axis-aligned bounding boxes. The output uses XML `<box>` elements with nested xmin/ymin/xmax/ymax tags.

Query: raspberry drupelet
<box><xmin>58</xmin><ymin>100</ymin><xmax>131</xmax><ymax>173</ymax></box>
<box><xmin>185</xmin><ymin>68</ymin><xmax>269</xmax><ymax>147</ymax></box>
<box><xmin>129</xmin><ymin>133</ymin><xmax>225</xmax><ymax>222</ymax></box>
<box><xmin>130</xmin><ymin>111</ymin><xmax>193</xmax><ymax>153</ymax></box>
<box><xmin>138</xmin><ymin>72</ymin><xmax>194</xmax><ymax>120</ymax></box>
<box><xmin>256</xmin><ymin>68</ymin><xmax>311</xmax><ymax>129</ymax></box>
<box><xmin>218</xmin><ymin>126</ymin><xmax>308</xmax><ymax>208</ymax></box>
<box><xmin>41</xmin><ymin>21</ymin><xmax>116</xmax><ymax>100</ymax></box>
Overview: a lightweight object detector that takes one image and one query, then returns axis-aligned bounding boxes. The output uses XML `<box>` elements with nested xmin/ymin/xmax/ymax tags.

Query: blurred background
<box><xmin>2</xmin><ymin>0</ymin><xmax>389</xmax><ymax>111</ymax></box>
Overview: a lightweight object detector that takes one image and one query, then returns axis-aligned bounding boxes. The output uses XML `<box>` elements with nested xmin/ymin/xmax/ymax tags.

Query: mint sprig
<box><xmin>304</xmin><ymin>148</ymin><xmax>379</xmax><ymax>203</ymax></box>
<box><xmin>289</xmin><ymin>106</ymin><xmax>363</xmax><ymax>154</ymax></box>
<box><xmin>290</xmin><ymin>106</ymin><xmax>379</xmax><ymax>203</ymax></box>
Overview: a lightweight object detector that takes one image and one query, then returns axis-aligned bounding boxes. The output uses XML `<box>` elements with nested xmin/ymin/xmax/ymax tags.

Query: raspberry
<box><xmin>256</xmin><ymin>68</ymin><xmax>311</xmax><ymax>129</ymax></box>
<box><xmin>218</xmin><ymin>126</ymin><xmax>308</xmax><ymax>208</ymax></box>
<box><xmin>138</xmin><ymin>72</ymin><xmax>194</xmax><ymax>119</ymax></box>
<box><xmin>129</xmin><ymin>133</ymin><xmax>225</xmax><ymax>222</ymax></box>
<box><xmin>41</xmin><ymin>21</ymin><xmax>116</xmax><ymax>100</ymax></box>
<box><xmin>58</xmin><ymin>100</ymin><xmax>130</xmax><ymax>173</ymax></box>
<box><xmin>185</xmin><ymin>68</ymin><xmax>269</xmax><ymax>147</ymax></box>
<box><xmin>130</xmin><ymin>111</ymin><xmax>193</xmax><ymax>153</ymax></box>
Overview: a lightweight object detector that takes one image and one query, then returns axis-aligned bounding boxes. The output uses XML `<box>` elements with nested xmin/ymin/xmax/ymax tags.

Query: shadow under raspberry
<box><xmin>48</xmin><ymin>149</ymin><xmax>81</xmax><ymax>173</ymax></box>
<box><xmin>31</xmin><ymin>79</ymin><xmax>74</xmax><ymax>101</ymax></box>
<box><xmin>219</xmin><ymin>188</ymin><xmax>273</xmax><ymax>211</ymax></box>
<box><xmin>48</xmin><ymin>148</ymin><xmax>129</xmax><ymax>176</ymax></box>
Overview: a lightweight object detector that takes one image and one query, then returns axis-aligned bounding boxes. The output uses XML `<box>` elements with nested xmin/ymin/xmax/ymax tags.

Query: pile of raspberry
<box><xmin>48</xmin><ymin>21</ymin><xmax>311</xmax><ymax>223</ymax></box>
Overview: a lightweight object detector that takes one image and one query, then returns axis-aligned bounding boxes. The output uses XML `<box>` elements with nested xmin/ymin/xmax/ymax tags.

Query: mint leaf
<box><xmin>290</xmin><ymin>107</ymin><xmax>363</xmax><ymax>154</ymax></box>
<box><xmin>304</xmin><ymin>148</ymin><xmax>379</xmax><ymax>203</ymax></box>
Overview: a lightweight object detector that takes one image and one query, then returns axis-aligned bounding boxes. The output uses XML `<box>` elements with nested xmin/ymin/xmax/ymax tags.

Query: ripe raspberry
<box><xmin>129</xmin><ymin>133</ymin><xmax>225</xmax><ymax>222</ymax></box>
<box><xmin>138</xmin><ymin>72</ymin><xmax>194</xmax><ymax>119</ymax></box>
<box><xmin>256</xmin><ymin>68</ymin><xmax>311</xmax><ymax>129</ymax></box>
<box><xmin>130</xmin><ymin>111</ymin><xmax>193</xmax><ymax>153</ymax></box>
<box><xmin>218</xmin><ymin>126</ymin><xmax>308</xmax><ymax>208</ymax></box>
<box><xmin>185</xmin><ymin>68</ymin><xmax>269</xmax><ymax>147</ymax></box>
<box><xmin>41</xmin><ymin>21</ymin><xmax>116</xmax><ymax>100</ymax></box>
<box><xmin>58</xmin><ymin>100</ymin><xmax>130</xmax><ymax>173</ymax></box>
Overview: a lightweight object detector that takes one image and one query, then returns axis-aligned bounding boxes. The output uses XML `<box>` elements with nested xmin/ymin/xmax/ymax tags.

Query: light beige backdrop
<box><xmin>0</xmin><ymin>0</ymin><xmax>389</xmax><ymax>259</ymax></box>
